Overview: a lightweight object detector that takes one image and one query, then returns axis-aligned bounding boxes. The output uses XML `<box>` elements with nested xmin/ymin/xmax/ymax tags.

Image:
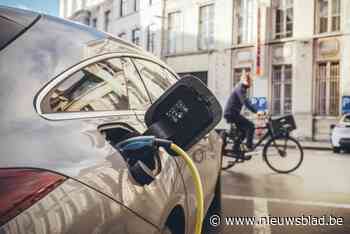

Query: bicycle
<box><xmin>220</xmin><ymin>113</ymin><xmax>304</xmax><ymax>173</ymax></box>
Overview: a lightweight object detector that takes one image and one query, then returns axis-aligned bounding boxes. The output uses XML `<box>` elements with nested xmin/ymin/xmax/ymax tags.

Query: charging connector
<box><xmin>117</xmin><ymin>136</ymin><xmax>204</xmax><ymax>234</ymax></box>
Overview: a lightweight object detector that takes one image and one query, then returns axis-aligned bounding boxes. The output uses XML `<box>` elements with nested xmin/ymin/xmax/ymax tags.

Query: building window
<box><xmin>120</xmin><ymin>0</ymin><xmax>127</xmax><ymax>17</ymax></box>
<box><xmin>134</xmin><ymin>0</ymin><xmax>140</xmax><ymax>12</ymax></box>
<box><xmin>198</xmin><ymin>4</ymin><xmax>214</xmax><ymax>50</ymax></box>
<box><xmin>147</xmin><ymin>24</ymin><xmax>156</xmax><ymax>53</ymax></box>
<box><xmin>316</xmin><ymin>0</ymin><xmax>340</xmax><ymax>34</ymax></box>
<box><xmin>132</xmin><ymin>28</ymin><xmax>141</xmax><ymax>45</ymax></box>
<box><xmin>92</xmin><ymin>18</ymin><xmax>97</xmax><ymax>28</ymax></box>
<box><xmin>315</xmin><ymin>61</ymin><xmax>340</xmax><ymax>116</ymax></box>
<box><xmin>167</xmin><ymin>11</ymin><xmax>181</xmax><ymax>54</ymax></box>
<box><xmin>84</xmin><ymin>12</ymin><xmax>91</xmax><ymax>26</ymax></box>
<box><xmin>104</xmin><ymin>10</ymin><xmax>111</xmax><ymax>32</ymax></box>
<box><xmin>274</xmin><ymin>0</ymin><xmax>293</xmax><ymax>39</ymax></box>
<box><xmin>236</xmin><ymin>0</ymin><xmax>256</xmax><ymax>44</ymax></box>
<box><xmin>271</xmin><ymin>65</ymin><xmax>292</xmax><ymax>115</ymax></box>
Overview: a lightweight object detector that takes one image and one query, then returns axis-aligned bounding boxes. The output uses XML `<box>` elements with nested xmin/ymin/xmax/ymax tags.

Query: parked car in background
<box><xmin>331</xmin><ymin>113</ymin><xmax>350</xmax><ymax>153</ymax></box>
<box><xmin>0</xmin><ymin>6</ymin><xmax>222</xmax><ymax>234</ymax></box>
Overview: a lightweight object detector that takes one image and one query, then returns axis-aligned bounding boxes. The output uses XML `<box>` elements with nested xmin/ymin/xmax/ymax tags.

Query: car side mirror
<box><xmin>330</xmin><ymin>124</ymin><xmax>336</xmax><ymax>130</ymax></box>
<box><xmin>143</xmin><ymin>75</ymin><xmax>222</xmax><ymax>150</ymax></box>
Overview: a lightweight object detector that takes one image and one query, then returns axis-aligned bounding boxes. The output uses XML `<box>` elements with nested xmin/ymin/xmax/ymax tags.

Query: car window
<box><xmin>132</xmin><ymin>59</ymin><xmax>178</xmax><ymax>102</ymax></box>
<box><xmin>119</xmin><ymin>58</ymin><xmax>151</xmax><ymax>110</ymax></box>
<box><xmin>344</xmin><ymin>115</ymin><xmax>350</xmax><ymax>122</ymax></box>
<box><xmin>41</xmin><ymin>58</ymin><xmax>150</xmax><ymax>113</ymax></box>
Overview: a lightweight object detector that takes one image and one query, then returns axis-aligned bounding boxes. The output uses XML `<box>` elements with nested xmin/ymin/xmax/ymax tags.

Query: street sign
<box><xmin>251</xmin><ymin>97</ymin><xmax>268</xmax><ymax>111</ymax></box>
<box><xmin>342</xmin><ymin>96</ymin><xmax>350</xmax><ymax>114</ymax></box>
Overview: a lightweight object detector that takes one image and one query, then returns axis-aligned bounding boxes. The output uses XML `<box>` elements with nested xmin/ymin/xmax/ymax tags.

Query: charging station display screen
<box><xmin>145</xmin><ymin>75</ymin><xmax>222</xmax><ymax>150</ymax></box>
<box><xmin>147</xmin><ymin>85</ymin><xmax>213</xmax><ymax>149</ymax></box>
<box><xmin>165</xmin><ymin>100</ymin><xmax>189</xmax><ymax>124</ymax></box>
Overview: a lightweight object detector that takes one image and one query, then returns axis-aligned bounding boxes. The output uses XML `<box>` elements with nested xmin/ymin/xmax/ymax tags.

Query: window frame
<box><xmin>85</xmin><ymin>12</ymin><xmax>91</xmax><ymax>26</ymax></box>
<box><xmin>134</xmin><ymin>0</ymin><xmax>140</xmax><ymax>12</ymax></box>
<box><xmin>271</xmin><ymin>64</ymin><xmax>293</xmax><ymax>115</ymax></box>
<box><xmin>35</xmin><ymin>53</ymin><xmax>179</xmax><ymax>120</ymax></box>
<box><xmin>198</xmin><ymin>3</ymin><xmax>215</xmax><ymax>50</ymax></box>
<box><xmin>120</xmin><ymin>0</ymin><xmax>128</xmax><ymax>17</ymax></box>
<box><xmin>273</xmin><ymin>0</ymin><xmax>294</xmax><ymax>39</ymax></box>
<box><xmin>235</xmin><ymin>0</ymin><xmax>257</xmax><ymax>45</ymax></box>
<box><xmin>132</xmin><ymin>28</ymin><xmax>141</xmax><ymax>46</ymax></box>
<box><xmin>315</xmin><ymin>0</ymin><xmax>341</xmax><ymax>34</ymax></box>
<box><xmin>104</xmin><ymin>10</ymin><xmax>111</xmax><ymax>32</ymax></box>
<box><xmin>147</xmin><ymin>24</ymin><xmax>156</xmax><ymax>53</ymax></box>
<box><xmin>92</xmin><ymin>18</ymin><xmax>97</xmax><ymax>28</ymax></box>
<box><xmin>314</xmin><ymin>60</ymin><xmax>340</xmax><ymax>116</ymax></box>
<box><xmin>167</xmin><ymin>11</ymin><xmax>182</xmax><ymax>55</ymax></box>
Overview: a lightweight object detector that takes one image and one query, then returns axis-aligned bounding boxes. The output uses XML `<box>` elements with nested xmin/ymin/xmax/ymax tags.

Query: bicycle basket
<box><xmin>270</xmin><ymin>114</ymin><xmax>296</xmax><ymax>135</ymax></box>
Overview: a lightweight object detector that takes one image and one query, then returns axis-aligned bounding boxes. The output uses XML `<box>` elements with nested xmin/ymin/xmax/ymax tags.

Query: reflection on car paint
<box><xmin>0</xmin><ymin>179</ymin><xmax>159</xmax><ymax>234</ymax></box>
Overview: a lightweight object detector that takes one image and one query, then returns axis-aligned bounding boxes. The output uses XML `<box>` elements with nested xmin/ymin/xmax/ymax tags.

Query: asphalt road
<box><xmin>209</xmin><ymin>150</ymin><xmax>350</xmax><ymax>234</ymax></box>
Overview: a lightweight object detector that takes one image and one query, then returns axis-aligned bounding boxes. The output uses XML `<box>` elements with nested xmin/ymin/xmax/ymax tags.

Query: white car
<box><xmin>331</xmin><ymin>113</ymin><xmax>350</xmax><ymax>153</ymax></box>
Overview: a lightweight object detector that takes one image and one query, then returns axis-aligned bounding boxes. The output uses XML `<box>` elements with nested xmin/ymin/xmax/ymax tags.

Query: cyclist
<box><xmin>224</xmin><ymin>72</ymin><xmax>258</xmax><ymax>158</ymax></box>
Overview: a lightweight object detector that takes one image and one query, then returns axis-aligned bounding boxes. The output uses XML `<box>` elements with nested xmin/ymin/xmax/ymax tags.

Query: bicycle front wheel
<box><xmin>263</xmin><ymin>136</ymin><xmax>303</xmax><ymax>174</ymax></box>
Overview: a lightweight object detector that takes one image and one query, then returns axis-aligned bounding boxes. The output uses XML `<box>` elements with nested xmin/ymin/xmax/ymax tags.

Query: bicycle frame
<box><xmin>221</xmin><ymin>115</ymin><xmax>303</xmax><ymax>173</ymax></box>
<box><xmin>224</xmin><ymin>117</ymin><xmax>292</xmax><ymax>155</ymax></box>
<box><xmin>251</xmin><ymin>126</ymin><xmax>271</xmax><ymax>150</ymax></box>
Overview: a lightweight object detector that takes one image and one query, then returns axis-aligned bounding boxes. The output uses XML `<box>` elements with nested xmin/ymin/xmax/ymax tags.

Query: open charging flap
<box><xmin>143</xmin><ymin>75</ymin><xmax>223</xmax><ymax>150</ymax></box>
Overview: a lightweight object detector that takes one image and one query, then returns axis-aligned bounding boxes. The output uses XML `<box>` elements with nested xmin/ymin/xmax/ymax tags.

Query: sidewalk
<box><xmin>300</xmin><ymin>140</ymin><xmax>332</xmax><ymax>151</ymax></box>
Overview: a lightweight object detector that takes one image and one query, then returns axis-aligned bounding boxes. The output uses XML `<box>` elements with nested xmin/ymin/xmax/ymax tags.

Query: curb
<box><xmin>301</xmin><ymin>145</ymin><xmax>332</xmax><ymax>151</ymax></box>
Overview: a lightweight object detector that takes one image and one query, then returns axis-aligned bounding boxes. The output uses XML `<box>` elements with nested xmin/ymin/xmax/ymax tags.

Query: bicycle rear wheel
<box><xmin>263</xmin><ymin>136</ymin><xmax>303</xmax><ymax>174</ymax></box>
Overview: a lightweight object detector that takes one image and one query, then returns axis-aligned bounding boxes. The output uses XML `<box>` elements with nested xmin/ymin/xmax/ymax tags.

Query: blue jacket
<box><xmin>224</xmin><ymin>83</ymin><xmax>257</xmax><ymax>120</ymax></box>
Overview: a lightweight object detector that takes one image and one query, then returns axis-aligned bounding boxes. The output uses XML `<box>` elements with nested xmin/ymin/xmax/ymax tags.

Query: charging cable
<box><xmin>169</xmin><ymin>143</ymin><xmax>204</xmax><ymax>234</ymax></box>
<box><xmin>154</xmin><ymin>139</ymin><xmax>204</xmax><ymax>234</ymax></box>
<box><xmin>117</xmin><ymin>137</ymin><xmax>205</xmax><ymax>234</ymax></box>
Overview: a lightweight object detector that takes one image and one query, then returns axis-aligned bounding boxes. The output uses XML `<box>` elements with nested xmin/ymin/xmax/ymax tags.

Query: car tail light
<box><xmin>0</xmin><ymin>169</ymin><xmax>66</xmax><ymax>226</ymax></box>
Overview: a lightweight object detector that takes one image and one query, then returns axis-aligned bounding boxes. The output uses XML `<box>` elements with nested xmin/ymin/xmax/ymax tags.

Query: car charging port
<box><xmin>99</xmin><ymin>124</ymin><xmax>162</xmax><ymax>184</ymax></box>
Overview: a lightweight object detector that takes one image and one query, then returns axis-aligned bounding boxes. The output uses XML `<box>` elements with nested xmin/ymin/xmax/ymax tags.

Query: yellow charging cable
<box><xmin>170</xmin><ymin>143</ymin><xmax>204</xmax><ymax>234</ymax></box>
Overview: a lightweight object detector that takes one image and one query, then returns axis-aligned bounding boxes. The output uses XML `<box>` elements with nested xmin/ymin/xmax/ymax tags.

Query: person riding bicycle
<box><xmin>224</xmin><ymin>72</ymin><xmax>259</xmax><ymax>157</ymax></box>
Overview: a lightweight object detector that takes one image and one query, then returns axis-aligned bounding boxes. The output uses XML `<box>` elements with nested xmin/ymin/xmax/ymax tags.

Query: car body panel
<box><xmin>0</xmin><ymin>7</ymin><xmax>221</xmax><ymax>233</ymax></box>
<box><xmin>0</xmin><ymin>6</ymin><xmax>40</xmax><ymax>51</ymax></box>
<box><xmin>176</xmin><ymin>132</ymin><xmax>222</xmax><ymax>234</ymax></box>
<box><xmin>0</xmin><ymin>6</ymin><xmax>39</xmax><ymax>26</ymax></box>
<box><xmin>0</xmin><ymin>179</ymin><xmax>160</xmax><ymax>234</ymax></box>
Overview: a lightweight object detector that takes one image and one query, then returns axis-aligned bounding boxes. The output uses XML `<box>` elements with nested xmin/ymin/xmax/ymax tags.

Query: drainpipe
<box><xmin>160</xmin><ymin>0</ymin><xmax>166</xmax><ymax>61</ymax></box>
